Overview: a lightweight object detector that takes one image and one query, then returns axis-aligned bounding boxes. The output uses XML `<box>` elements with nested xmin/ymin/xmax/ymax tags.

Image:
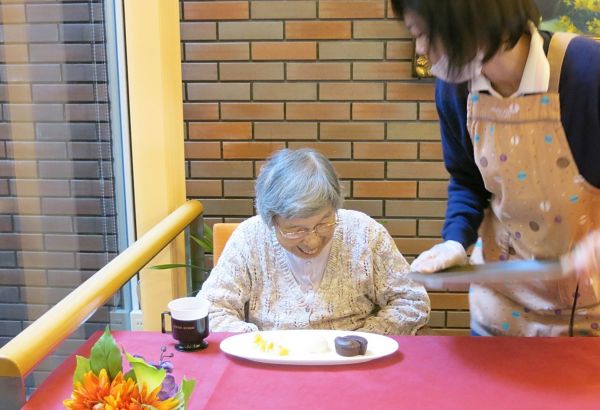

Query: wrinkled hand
<box><xmin>410</xmin><ymin>240</ymin><xmax>468</xmax><ymax>274</ymax></box>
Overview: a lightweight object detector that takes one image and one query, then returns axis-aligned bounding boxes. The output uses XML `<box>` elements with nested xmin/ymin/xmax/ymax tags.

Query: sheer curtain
<box><xmin>0</xmin><ymin>0</ymin><xmax>130</xmax><ymax>393</ymax></box>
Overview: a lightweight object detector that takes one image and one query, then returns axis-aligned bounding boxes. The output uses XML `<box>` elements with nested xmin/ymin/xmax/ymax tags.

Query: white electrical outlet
<box><xmin>130</xmin><ymin>310</ymin><xmax>144</xmax><ymax>331</ymax></box>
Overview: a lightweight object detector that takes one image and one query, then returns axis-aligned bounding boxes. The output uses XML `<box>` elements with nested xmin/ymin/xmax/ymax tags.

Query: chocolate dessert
<box><xmin>334</xmin><ymin>335</ymin><xmax>368</xmax><ymax>357</ymax></box>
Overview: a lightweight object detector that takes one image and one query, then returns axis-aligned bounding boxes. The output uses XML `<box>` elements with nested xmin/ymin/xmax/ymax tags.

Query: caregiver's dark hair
<box><xmin>391</xmin><ymin>0</ymin><xmax>540</xmax><ymax>69</ymax></box>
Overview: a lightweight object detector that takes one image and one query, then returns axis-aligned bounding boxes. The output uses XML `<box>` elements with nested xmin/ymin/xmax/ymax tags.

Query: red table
<box><xmin>25</xmin><ymin>331</ymin><xmax>600</xmax><ymax>410</ymax></box>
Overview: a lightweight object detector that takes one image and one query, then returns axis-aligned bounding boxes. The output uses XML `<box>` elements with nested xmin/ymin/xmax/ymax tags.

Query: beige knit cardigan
<box><xmin>198</xmin><ymin>209</ymin><xmax>430</xmax><ymax>335</ymax></box>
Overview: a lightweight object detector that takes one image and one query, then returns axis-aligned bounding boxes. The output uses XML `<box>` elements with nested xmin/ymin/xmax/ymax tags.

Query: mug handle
<box><xmin>161</xmin><ymin>311</ymin><xmax>171</xmax><ymax>334</ymax></box>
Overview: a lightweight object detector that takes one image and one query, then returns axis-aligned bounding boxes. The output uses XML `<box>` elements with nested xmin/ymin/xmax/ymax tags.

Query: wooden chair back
<box><xmin>212</xmin><ymin>223</ymin><xmax>240</xmax><ymax>264</ymax></box>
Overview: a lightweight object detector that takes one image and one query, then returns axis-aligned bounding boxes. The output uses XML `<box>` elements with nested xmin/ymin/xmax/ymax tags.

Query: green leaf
<box><xmin>172</xmin><ymin>389</ymin><xmax>185</xmax><ymax>410</ymax></box>
<box><xmin>203</xmin><ymin>223</ymin><xmax>213</xmax><ymax>242</ymax></box>
<box><xmin>125</xmin><ymin>352</ymin><xmax>166</xmax><ymax>392</ymax></box>
<box><xmin>149</xmin><ymin>263</ymin><xmax>208</xmax><ymax>271</ymax></box>
<box><xmin>190</xmin><ymin>234</ymin><xmax>212</xmax><ymax>253</ymax></box>
<box><xmin>89</xmin><ymin>326</ymin><xmax>122</xmax><ymax>380</ymax></box>
<box><xmin>73</xmin><ymin>355</ymin><xmax>91</xmax><ymax>386</ymax></box>
<box><xmin>181</xmin><ymin>377</ymin><xmax>196</xmax><ymax>409</ymax></box>
<box><xmin>124</xmin><ymin>368</ymin><xmax>137</xmax><ymax>383</ymax></box>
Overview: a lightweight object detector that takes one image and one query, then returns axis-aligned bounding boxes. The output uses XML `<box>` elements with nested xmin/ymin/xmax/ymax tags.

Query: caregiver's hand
<box><xmin>561</xmin><ymin>230</ymin><xmax>600</xmax><ymax>281</ymax></box>
<box><xmin>410</xmin><ymin>240</ymin><xmax>468</xmax><ymax>274</ymax></box>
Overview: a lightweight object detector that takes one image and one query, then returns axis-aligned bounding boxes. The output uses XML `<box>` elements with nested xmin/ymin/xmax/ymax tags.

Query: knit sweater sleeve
<box><xmin>356</xmin><ymin>221</ymin><xmax>431</xmax><ymax>335</ymax></box>
<box><xmin>436</xmin><ymin>80</ymin><xmax>491</xmax><ymax>248</ymax></box>
<box><xmin>197</xmin><ymin>221</ymin><xmax>258</xmax><ymax>333</ymax></box>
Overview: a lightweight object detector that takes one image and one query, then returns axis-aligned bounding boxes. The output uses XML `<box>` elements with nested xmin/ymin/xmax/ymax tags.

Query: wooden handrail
<box><xmin>0</xmin><ymin>200</ymin><xmax>203</xmax><ymax>406</ymax></box>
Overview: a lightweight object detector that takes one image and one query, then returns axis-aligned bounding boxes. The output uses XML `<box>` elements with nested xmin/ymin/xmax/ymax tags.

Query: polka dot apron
<box><xmin>467</xmin><ymin>33</ymin><xmax>600</xmax><ymax>336</ymax></box>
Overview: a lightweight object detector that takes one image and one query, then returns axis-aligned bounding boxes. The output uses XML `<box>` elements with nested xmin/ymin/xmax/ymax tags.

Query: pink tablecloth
<box><xmin>25</xmin><ymin>331</ymin><xmax>600</xmax><ymax>410</ymax></box>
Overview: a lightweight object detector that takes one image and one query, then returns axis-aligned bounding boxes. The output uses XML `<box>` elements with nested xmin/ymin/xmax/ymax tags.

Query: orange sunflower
<box><xmin>64</xmin><ymin>369</ymin><xmax>180</xmax><ymax>410</ymax></box>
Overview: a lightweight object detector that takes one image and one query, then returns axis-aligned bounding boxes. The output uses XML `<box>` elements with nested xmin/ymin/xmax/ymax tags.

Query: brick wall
<box><xmin>180</xmin><ymin>0</ymin><xmax>470</xmax><ymax>335</ymax></box>
<box><xmin>0</xmin><ymin>0</ymin><xmax>118</xmax><ymax>390</ymax></box>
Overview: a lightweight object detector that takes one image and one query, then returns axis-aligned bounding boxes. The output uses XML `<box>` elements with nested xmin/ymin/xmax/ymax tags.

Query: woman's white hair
<box><xmin>255</xmin><ymin>148</ymin><xmax>343</xmax><ymax>227</ymax></box>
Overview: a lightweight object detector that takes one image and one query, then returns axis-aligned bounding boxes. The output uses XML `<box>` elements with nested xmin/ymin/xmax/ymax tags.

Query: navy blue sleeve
<box><xmin>558</xmin><ymin>36</ymin><xmax>600</xmax><ymax>189</ymax></box>
<box><xmin>435</xmin><ymin>80</ymin><xmax>491</xmax><ymax>248</ymax></box>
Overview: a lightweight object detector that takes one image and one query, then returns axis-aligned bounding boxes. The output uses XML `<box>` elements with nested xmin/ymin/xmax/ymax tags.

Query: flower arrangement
<box><xmin>63</xmin><ymin>327</ymin><xmax>195</xmax><ymax>410</ymax></box>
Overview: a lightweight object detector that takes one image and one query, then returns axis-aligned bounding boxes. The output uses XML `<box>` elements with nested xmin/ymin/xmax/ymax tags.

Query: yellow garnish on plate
<box><xmin>252</xmin><ymin>333</ymin><xmax>289</xmax><ymax>356</ymax></box>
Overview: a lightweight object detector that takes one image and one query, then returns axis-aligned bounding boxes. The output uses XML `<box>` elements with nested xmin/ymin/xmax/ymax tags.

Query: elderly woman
<box><xmin>198</xmin><ymin>148</ymin><xmax>430</xmax><ymax>335</ymax></box>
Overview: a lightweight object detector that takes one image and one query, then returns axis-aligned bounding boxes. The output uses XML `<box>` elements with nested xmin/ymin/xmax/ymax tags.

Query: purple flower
<box><xmin>158</xmin><ymin>374</ymin><xmax>179</xmax><ymax>400</ymax></box>
<box><xmin>148</xmin><ymin>361</ymin><xmax>161</xmax><ymax>369</ymax></box>
<box><xmin>160</xmin><ymin>361</ymin><xmax>174</xmax><ymax>373</ymax></box>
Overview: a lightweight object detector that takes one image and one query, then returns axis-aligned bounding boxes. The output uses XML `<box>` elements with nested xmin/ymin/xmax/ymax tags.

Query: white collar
<box><xmin>471</xmin><ymin>22</ymin><xmax>549</xmax><ymax>99</ymax></box>
<box><xmin>283</xmin><ymin>237</ymin><xmax>334</xmax><ymax>291</ymax></box>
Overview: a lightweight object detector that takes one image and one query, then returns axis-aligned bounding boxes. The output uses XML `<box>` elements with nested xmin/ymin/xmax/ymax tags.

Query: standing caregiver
<box><xmin>392</xmin><ymin>0</ymin><xmax>600</xmax><ymax>336</ymax></box>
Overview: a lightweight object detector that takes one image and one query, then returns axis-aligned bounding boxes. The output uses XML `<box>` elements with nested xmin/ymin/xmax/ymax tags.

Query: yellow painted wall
<box><xmin>124</xmin><ymin>0</ymin><xmax>188</xmax><ymax>330</ymax></box>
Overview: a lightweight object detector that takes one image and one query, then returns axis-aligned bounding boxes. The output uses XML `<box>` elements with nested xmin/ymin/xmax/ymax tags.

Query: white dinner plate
<box><xmin>219</xmin><ymin>329</ymin><xmax>399</xmax><ymax>365</ymax></box>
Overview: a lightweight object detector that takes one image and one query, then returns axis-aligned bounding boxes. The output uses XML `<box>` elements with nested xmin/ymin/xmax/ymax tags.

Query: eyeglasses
<box><xmin>276</xmin><ymin>216</ymin><xmax>338</xmax><ymax>240</ymax></box>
